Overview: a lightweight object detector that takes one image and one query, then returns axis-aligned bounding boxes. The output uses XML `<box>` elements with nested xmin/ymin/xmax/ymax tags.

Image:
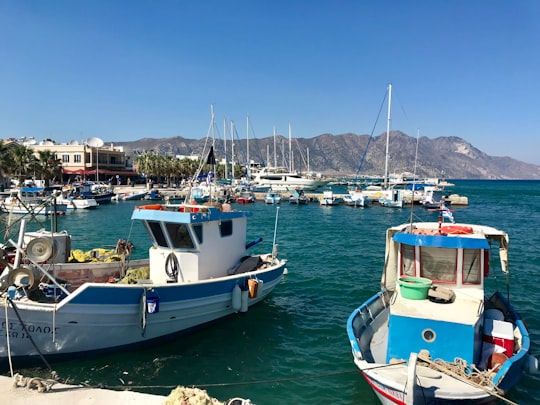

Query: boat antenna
<box><xmin>408</xmin><ymin>128</ymin><xmax>420</xmax><ymax>227</ymax></box>
<box><xmin>272</xmin><ymin>206</ymin><xmax>280</xmax><ymax>259</ymax></box>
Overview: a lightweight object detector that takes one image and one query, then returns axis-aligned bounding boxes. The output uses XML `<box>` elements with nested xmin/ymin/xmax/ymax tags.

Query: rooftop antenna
<box><xmin>85</xmin><ymin>137</ymin><xmax>104</xmax><ymax>182</ymax></box>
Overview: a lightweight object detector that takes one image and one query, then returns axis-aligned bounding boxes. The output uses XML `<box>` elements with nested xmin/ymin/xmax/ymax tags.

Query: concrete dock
<box><xmin>0</xmin><ymin>374</ymin><xmax>167</xmax><ymax>405</ymax></box>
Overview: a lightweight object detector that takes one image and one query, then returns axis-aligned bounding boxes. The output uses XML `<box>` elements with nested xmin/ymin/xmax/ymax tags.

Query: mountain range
<box><xmin>114</xmin><ymin>131</ymin><xmax>540</xmax><ymax>180</ymax></box>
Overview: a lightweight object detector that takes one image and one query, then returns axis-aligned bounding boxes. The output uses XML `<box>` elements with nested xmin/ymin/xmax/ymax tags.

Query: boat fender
<box><xmin>240</xmin><ymin>288</ymin><xmax>249</xmax><ymax>312</ymax></box>
<box><xmin>525</xmin><ymin>355</ymin><xmax>539</xmax><ymax>374</ymax></box>
<box><xmin>232</xmin><ymin>284</ymin><xmax>241</xmax><ymax>311</ymax></box>
<box><xmin>165</xmin><ymin>252</ymin><xmax>180</xmax><ymax>282</ymax></box>
<box><xmin>248</xmin><ymin>278</ymin><xmax>259</xmax><ymax>298</ymax></box>
<box><xmin>428</xmin><ymin>285</ymin><xmax>455</xmax><ymax>303</ymax></box>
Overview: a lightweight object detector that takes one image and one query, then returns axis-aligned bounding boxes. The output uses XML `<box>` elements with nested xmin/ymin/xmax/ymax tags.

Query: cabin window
<box><xmin>166</xmin><ymin>223</ymin><xmax>195</xmax><ymax>249</ymax></box>
<box><xmin>400</xmin><ymin>244</ymin><xmax>416</xmax><ymax>276</ymax></box>
<box><xmin>219</xmin><ymin>220</ymin><xmax>233</xmax><ymax>237</ymax></box>
<box><xmin>147</xmin><ymin>221</ymin><xmax>168</xmax><ymax>247</ymax></box>
<box><xmin>462</xmin><ymin>249</ymin><xmax>481</xmax><ymax>285</ymax></box>
<box><xmin>420</xmin><ymin>247</ymin><xmax>456</xmax><ymax>283</ymax></box>
<box><xmin>193</xmin><ymin>224</ymin><xmax>203</xmax><ymax>244</ymax></box>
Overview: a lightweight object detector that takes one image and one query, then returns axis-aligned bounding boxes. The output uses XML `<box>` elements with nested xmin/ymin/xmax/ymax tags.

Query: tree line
<box><xmin>0</xmin><ymin>141</ymin><xmax>244</xmax><ymax>188</ymax></box>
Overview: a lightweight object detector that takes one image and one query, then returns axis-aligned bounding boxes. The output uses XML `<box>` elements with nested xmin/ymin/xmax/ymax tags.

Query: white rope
<box><xmin>4</xmin><ymin>298</ymin><xmax>14</xmax><ymax>377</ymax></box>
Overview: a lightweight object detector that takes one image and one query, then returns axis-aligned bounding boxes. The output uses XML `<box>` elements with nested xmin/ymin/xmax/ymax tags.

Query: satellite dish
<box><xmin>69</xmin><ymin>140</ymin><xmax>80</xmax><ymax>145</ymax></box>
<box><xmin>85</xmin><ymin>137</ymin><xmax>104</xmax><ymax>147</ymax></box>
<box><xmin>7</xmin><ymin>267</ymin><xmax>37</xmax><ymax>289</ymax></box>
<box><xmin>26</xmin><ymin>238</ymin><xmax>54</xmax><ymax>263</ymax></box>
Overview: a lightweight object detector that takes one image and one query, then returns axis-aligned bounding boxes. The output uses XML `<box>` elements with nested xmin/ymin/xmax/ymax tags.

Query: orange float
<box><xmin>440</xmin><ymin>225</ymin><xmax>473</xmax><ymax>235</ymax></box>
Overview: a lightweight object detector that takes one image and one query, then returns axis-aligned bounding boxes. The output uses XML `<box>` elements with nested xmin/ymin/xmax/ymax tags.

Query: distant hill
<box><xmin>113</xmin><ymin>131</ymin><xmax>540</xmax><ymax>180</ymax></box>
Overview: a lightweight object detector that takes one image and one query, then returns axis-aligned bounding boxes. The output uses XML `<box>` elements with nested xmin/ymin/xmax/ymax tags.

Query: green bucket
<box><xmin>398</xmin><ymin>276</ymin><xmax>432</xmax><ymax>300</ymax></box>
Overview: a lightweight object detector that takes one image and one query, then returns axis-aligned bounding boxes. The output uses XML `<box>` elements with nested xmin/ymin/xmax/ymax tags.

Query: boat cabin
<box><xmin>384</xmin><ymin>225</ymin><xmax>511</xmax><ymax>368</ymax></box>
<box><xmin>132</xmin><ymin>205</ymin><xmax>254</xmax><ymax>284</ymax></box>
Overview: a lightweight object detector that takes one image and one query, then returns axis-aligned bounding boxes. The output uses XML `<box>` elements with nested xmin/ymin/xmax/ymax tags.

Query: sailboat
<box><xmin>251</xmin><ymin>125</ymin><xmax>328</xmax><ymax>192</ymax></box>
<box><xmin>377</xmin><ymin>84</ymin><xmax>406</xmax><ymax>208</ymax></box>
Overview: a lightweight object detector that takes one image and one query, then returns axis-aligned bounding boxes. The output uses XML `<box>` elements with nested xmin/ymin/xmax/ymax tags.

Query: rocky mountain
<box><xmin>113</xmin><ymin>131</ymin><xmax>540</xmax><ymax>180</ymax></box>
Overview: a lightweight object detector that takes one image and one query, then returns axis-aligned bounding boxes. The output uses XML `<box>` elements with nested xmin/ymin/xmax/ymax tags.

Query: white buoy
<box><xmin>232</xmin><ymin>284</ymin><xmax>241</xmax><ymax>311</ymax></box>
<box><xmin>240</xmin><ymin>288</ymin><xmax>249</xmax><ymax>312</ymax></box>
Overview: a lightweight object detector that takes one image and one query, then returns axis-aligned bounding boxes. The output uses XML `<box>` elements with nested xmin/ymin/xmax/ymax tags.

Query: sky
<box><xmin>1</xmin><ymin>0</ymin><xmax>539</xmax><ymax>164</ymax></box>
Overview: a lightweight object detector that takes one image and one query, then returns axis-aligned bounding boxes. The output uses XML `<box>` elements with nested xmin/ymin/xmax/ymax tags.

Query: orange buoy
<box><xmin>488</xmin><ymin>352</ymin><xmax>508</xmax><ymax>371</ymax></box>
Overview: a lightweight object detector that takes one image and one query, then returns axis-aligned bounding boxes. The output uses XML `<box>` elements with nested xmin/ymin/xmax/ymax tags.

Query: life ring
<box><xmin>139</xmin><ymin>204</ymin><xmax>163</xmax><ymax>210</ymax></box>
<box><xmin>165</xmin><ymin>252</ymin><xmax>180</xmax><ymax>281</ymax></box>
<box><xmin>441</xmin><ymin>225</ymin><xmax>473</xmax><ymax>235</ymax></box>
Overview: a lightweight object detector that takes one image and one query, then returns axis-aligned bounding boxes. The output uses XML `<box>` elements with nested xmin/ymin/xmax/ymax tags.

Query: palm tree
<box><xmin>36</xmin><ymin>150</ymin><xmax>62</xmax><ymax>186</ymax></box>
<box><xmin>9</xmin><ymin>144</ymin><xmax>34</xmax><ymax>184</ymax></box>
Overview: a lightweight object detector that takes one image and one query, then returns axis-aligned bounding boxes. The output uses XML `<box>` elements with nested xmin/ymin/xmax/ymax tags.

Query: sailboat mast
<box><xmin>288</xmin><ymin>123</ymin><xmax>292</xmax><ymax>172</ymax></box>
<box><xmin>231</xmin><ymin>121</ymin><xmax>235</xmax><ymax>182</ymax></box>
<box><xmin>223</xmin><ymin>118</ymin><xmax>228</xmax><ymax>180</ymax></box>
<box><xmin>384</xmin><ymin>83</ymin><xmax>392</xmax><ymax>189</ymax></box>
<box><xmin>246</xmin><ymin>116</ymin><xmax>250</xmax><ymax>178</ymax></box>
<box><xmin>273</xmin><ymin>126</ymin><xmax>277</xmax><ymax>168</ymax></box>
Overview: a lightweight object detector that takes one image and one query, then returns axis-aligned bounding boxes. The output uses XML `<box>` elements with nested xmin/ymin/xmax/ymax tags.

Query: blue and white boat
<box><xmin>264</xmin><ymin>192</ymin><xmax>281</xmax><ymax>204</ymax></box>
<box><xmin>0</xmin><ymin>201</ymin><xmax>287</xmax><ymax>367</ymax></box>
<box><xmin>378</xmin><ymin>188</ymin><xmax>405</xmax><ymax>208</ymax></box>
<box><xmin>288</xmin><ymin>188</ymin><xmax>309</xmax><ymax>205</ymax></box>
<box><xmin>347</xmin><ymin>219</ymin><xmax>538</xmax><ymax>404</ymax></box>
<box><xmin>343</xmin><ymin>189</ymin><xmax>371</xmax><ymax>207</ymax></box>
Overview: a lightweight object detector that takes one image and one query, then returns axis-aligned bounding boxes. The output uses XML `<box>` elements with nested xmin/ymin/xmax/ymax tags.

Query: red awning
<box><xmin>62</xmin><ymin>168</ymin><xmax>138</xmax><ymax>176</ymax></box>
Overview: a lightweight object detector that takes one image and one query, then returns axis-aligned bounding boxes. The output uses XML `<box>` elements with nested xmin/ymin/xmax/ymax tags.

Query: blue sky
<box><xmin>1</xmin><ymin>1</ymin><xmax>539</xmax><ymax>164</ymax></box>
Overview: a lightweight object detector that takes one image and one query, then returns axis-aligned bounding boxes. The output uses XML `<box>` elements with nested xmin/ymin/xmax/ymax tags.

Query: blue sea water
<box><xmin>2</xmin><ymin>180</ymin><xmax>540</xmax><ymax>404</ymax></box>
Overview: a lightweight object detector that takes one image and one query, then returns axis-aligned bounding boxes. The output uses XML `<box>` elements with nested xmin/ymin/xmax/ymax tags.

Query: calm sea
<box><xmin>2</xmin><ymin>180</ymin><xmax>540</xmax><ymax>404</ymax></box>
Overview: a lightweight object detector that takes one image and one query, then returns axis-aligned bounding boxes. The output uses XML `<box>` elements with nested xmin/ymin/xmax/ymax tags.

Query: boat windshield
<box><xmin>146</xmin><ymin>221</ymin><xmax>196</xmax><ymax>249</ymax></box>
<box><xmin>420</xmin><ymin>247</ymin><xmax>457</xmax><ymax>283</ymax></box>
<box><xmin>400</xmin><ymin>245</ymin><xmax>483</xmax><ymax>286</ymax></box>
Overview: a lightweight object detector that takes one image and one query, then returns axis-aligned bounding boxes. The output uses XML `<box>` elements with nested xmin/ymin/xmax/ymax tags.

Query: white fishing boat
<box><xmin>111</xmin><ymin>190</ymin><xmax>147</xmax><ymax>201</ymax></box>
<box><xmin>378</xmin><ymin>188</ymin><xmax>406</xmax><ymax>208</ymax></box>
<box><xmin>53</xmin><ymin>185</ymin><xmax>98</xmax><ymax>209</ymax></box>
<box><xmin>319</xmin><ymin>189</ymin><xmax>341</xmax><ymax>206</ymax></box>
<box><xmin>288</xmin><ymin>188</ymin><xmax>309</xmax><ymax>205</ymax></box>
<box><xmin>347</xmin><ymin>216</ymin><xmax>538</xmax><ymax>404</ymax></box>
<box><xmin>0</xmin><ymin>201</ymin><xmax>287</xmax><ymax>367</ymax></box>
<box><xmin>264</xmin><ymin>192</ymin><xmax>281</xmax><ymax>204</ymax></box>
<box><xmin>343</xmin><ymin>189</ymin><xmax>370</xmax><ymax>207</ymax></box>
<box><xmin>0</xmin><ymin>188</ymin><xmax>68</xmax><ymax>216</ymax></box>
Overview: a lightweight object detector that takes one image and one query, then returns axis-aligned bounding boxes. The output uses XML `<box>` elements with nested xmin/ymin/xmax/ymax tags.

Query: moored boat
<box><xmin>288</xmin><ymin>188</ymin><xmax>309</xmax><ymax>205</ymax></box>
<box><xmin>346</xmin><ymin>218</ymin><xmax>538</xmax><ymax>404</ymax></box>
<box><xmin>0</xmin><ymin>201</ymin><xmax>287</xmax><ymax>368</ymax></box>
<box><xmin>264</xmin><ymin>192</ymin><xmax>281</xmax><ymax>204</ymax></box>
<box><xmin>0</xmin><ymin>188</ymin><xmax>68</xmax><ymax>216</ymax></box>
<box><xmin>344</xmin><ymin>189</ymin><xmax>371</xmax><ymax>207</ymax></box>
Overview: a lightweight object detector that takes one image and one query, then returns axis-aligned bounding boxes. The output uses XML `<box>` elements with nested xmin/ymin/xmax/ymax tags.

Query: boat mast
<box><xmin>223</xmin><ymin>118</ymin><xmax>228</xmax><ymax>180</ymax></box>
<box><xmin>384</xmin><ymin>83</ymin><xmax>392</xmax><ymax>189</ymax></box>
<box><xmin>231</xmin><ymin>121</ymin><xmax>235</xmax><ymax>182</ymax></box>
<box><xmin>246</xmin><ymin>116</ymin><xmax>250</xmax><ymax>178</ymax></box>
<box><xmin>288</xmin><ymin>123</ymin><xmax>292</xmax><ymax>172</ymax></box>
<box><xmin>273</xmin><ymin>126</ymin><xmax>277</xmax><ymax>168</ymax></box>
